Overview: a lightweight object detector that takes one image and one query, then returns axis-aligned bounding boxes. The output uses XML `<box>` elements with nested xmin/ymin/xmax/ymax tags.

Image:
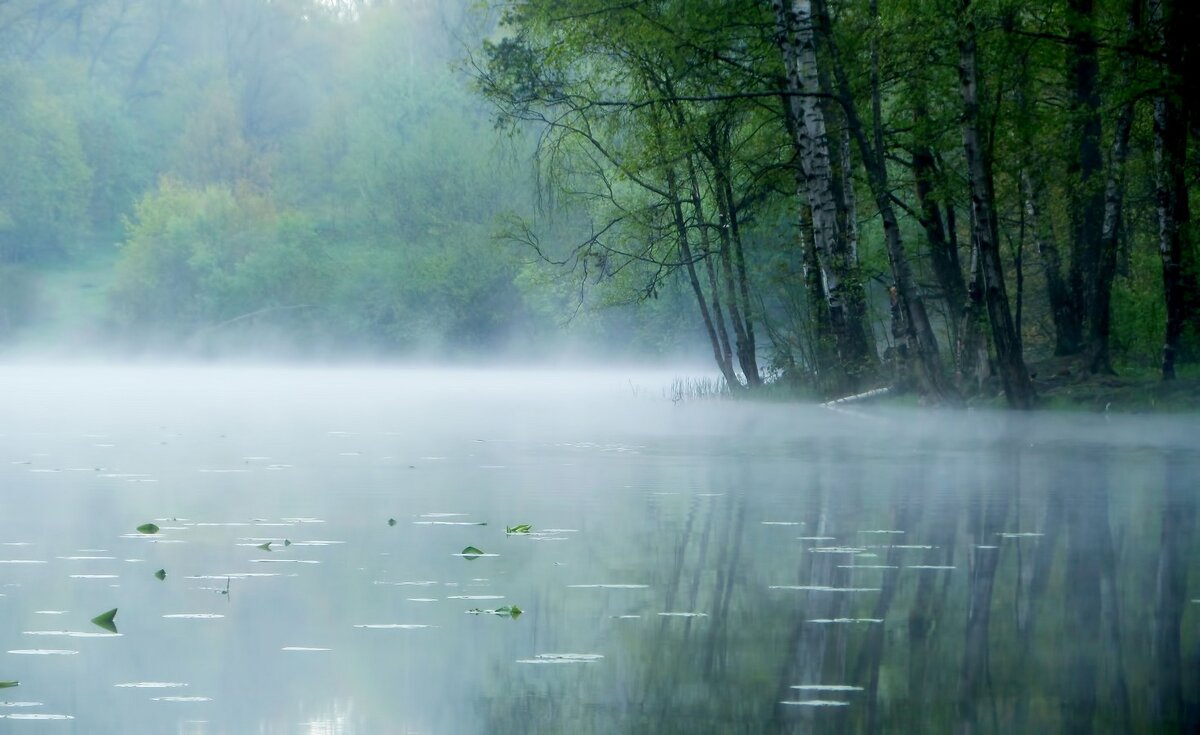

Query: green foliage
<box><xmin>1112</xmin><ymin>242</ymin><xmax>1166</xmax><ymax>367</ymax></box>
<box><xmin>110</xmin><ymin>180</ymin><xmax>328</xmax><ymax>343</ymax></box>
<box><xmin>0</xmin><ymin>0</ymin><xmax>1186</xmax><ymax>379</ymax></box>
<box><xmin>136</xmin><ymin>523</ymin><xmax>160</xmax><ymax>534</ymax></box>
<box><xmin>0</xmin><ymin>64</ymin><xmax>92</xmax><ymax>262</ymax></box>
<box><xmin>90</xmin><ymin>607</ymin><xmax>118</xmax><ymax>633</ymax></box>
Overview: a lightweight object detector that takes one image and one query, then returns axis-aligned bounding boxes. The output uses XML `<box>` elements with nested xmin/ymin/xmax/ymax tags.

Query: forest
<box><xmin>1</xmin><ymin>0</ymin><xmax>1197</xmax><ymax>407</ymax></box>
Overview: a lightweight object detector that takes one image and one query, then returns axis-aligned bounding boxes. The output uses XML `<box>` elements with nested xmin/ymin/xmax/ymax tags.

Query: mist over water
<box><xmin>1</xmin><ymin>363</ymin><xmax>1197</xmax><ymax>733</ymax></box>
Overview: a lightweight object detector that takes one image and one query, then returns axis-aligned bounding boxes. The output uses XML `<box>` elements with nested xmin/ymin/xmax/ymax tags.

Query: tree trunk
<box><xmin>1089</xmin><ymin>0</ymin><xmax>1141</xmax><ymax>375</ymax></box>
<box><xmin>817</xmin><ymin>0</ymin><xmax>952</xmax><ymax>401</ymax></box>
<box><xmin>957</xmin><ymin>0</ymin><xmax>1035</xmax><ymax>409</ymax></box>
<box><xmin>706</xmin><ymin>122</ymin><xmax>762</xmax><ymax>386</ymax></box>
<box><xmin>660</xmin><ymin>143</ymin><xmax>740</xmax><ymax>388</ymax></box>
<box><xmin>912</xmin><ymin>102</ymin><xmax>966</xmax><ymax>348</ymax></box>
<box><xmin>958</xmin><ymin>236</ymin><xmax>991</xmax><ymax>394</ymax></box>
<box><xmin>1065</xmin><ymin>0</ymin><xmax>1104</xmax><ymax>359</ymax></box>
<box><xmin>1022</xmin><ymin>169</ymin><xmax>1078</xmax><ymax>356</ymax></box>
<box><xmin>778</xmin><ymin>82</ymin><xmax>837</xmax><ymax>388</ymax></box>
<box><xmin>682</xmin><ymin>152</ymin><xmax>740</xmax><ymax>385</ymax></box>
<box><xmin>1153</xmin><ymin>0</ymin><xmax>1193</xmax><ymax>380</ymax></box>
<box><xmin>772</xmin><ymin>0</ymin><xmax>875</xmax><ymax>390</ymax></box>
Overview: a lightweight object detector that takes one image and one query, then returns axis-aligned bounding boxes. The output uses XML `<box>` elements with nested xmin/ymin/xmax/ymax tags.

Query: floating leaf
<box><xmin>154</xmin><ymin>569</ymin><xmax>166</xmax><ymax>581</ymax></box>
<box><xmin>136</xmin><ymin>523</ymin><xmax>160</xmax><ymax>535</ymax></box>
<box><xmin>256</xmin><ymin>542</ymin><xmax>272</xmax><ymax>551</ymax></box>
<box><xmin>283</xmin><ymin>539</ymin><xmax>292</xmax><ymax>547</ymax></box>
<box><xmin>90</xmin><ymin>608</ymin><xmax>118</xmax><ymax>633</ymax></box>
<box><xmin>506</xmin><ymin>524</ymin><xmax>532</xmax><ymax>535</ymax></box>
<box><xmin>387</xmin><ymin>518</ymin><xmax>397</xmax><ymax>527</ymax></box>
<box><xmin>0</xmin><ymin>680</ymin><xmax>18</xmax><ymax>688</ymax></box>
<box><xmin>467</xmin><ymin>605</ymin><xmax>523</xmax><ymax>619</ymax></box>
<box><xmin>460</xmin><ymin>546</ymin><xmax>483</xmax><ymax>560</ymax></box>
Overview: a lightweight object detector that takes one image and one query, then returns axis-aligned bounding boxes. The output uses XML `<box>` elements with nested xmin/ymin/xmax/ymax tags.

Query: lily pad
<box><xmin>136</xmin><ymin>523</ymin><xmax>160</xmax><ymax>535</ymax></box>
<box><xmin>387</xmin><ymin>518</ymin><xmax>397</xmax><ymax>527</ymax></box>
<box><xmin>256</xmin><ymin>542</ymin><xmax>272</xmax><ymax>551</ymax></box>
<box><xmin>90</xmin><ymin>608</ymin><xmax>118</xmax><ymax>633</ymax></box>
<box><xmin>467</xmin><ymin>605</ymin><xmax>523</xmax><ymax>619</ymax></box>
<box><xmin>154</xmin><ymin>569</ymin><xmax>166</xmax><ymax>581</ymax></box>
<box><xmin>506</xmin><ymin>524</ymin><xmax>532</xmax><ymax>535</ymax></box>
<box><xmin>460</xmin><ymin>546</ymin><xmax>483</xmax><ymax>560</ymax></box>
<box><xmin>0</xmin><ymin>681</ymin><xmax>18</xmax><ymax>688</ymax></box>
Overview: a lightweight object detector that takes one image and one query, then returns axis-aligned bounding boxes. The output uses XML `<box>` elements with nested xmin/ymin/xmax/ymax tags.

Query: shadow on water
<box><xmin>478</xmin><ymin>409</ymin><xmax>1199</xmax><ymax>735</ymax></box>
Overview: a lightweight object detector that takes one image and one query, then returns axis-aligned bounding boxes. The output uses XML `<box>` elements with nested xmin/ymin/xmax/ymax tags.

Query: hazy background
<box><xmin>0</xmin><ymin>0</ymin><xmax>713</xmax><ymax>364</ymax></box>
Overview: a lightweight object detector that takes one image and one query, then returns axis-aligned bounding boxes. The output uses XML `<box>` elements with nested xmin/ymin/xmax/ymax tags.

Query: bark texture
<box><xmin>958</xmin><ymin>0</ymin><xmax>1035</xmax><ymax>408</ymax></box>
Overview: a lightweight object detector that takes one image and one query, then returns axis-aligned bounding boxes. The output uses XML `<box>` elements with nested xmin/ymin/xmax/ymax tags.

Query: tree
<box><xmin>958</xmin><ymin>0</ymin><xmax>1035</xmax><ymax>408</ymax></box>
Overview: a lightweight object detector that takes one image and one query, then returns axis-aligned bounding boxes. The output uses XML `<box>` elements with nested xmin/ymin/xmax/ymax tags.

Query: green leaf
<box><xmin>136</xmin><ymin>523</ymin><xmax>160</xmax><ymax>534</ymax></box>
<box><xmin>506</xmin><ymin>524</ymin><xmax>532</xmax><ymax>535</ymax></box>
<box><xmin>257</xmin><ymin>542</ymin><xmax>272</xmax><ymax>551</ymax></box>
<box><xmin>154</xmin><ymin>569</ymin><xmax>166</xmax><ymax>581</ymax></box>
<box><xmin>0</xmin><ymin>680</ymin><xmax>18</xmax><ymax>688</ymax></box>
<box><xmin>90</xmin><ymin>608</ymin><xmax>118</xmax><ymax>633</ymax></box>
<box><xmin>460</xmin><ymin>545</ymin><xmax>484</xmax><ymax>559</ymax></box>
<box><xmin>283</xmin><ymin>539</ymin><xmax>292</xmax><ymax>546</ymax></box>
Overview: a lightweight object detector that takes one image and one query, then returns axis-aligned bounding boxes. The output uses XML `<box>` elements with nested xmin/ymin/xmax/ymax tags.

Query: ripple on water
<box><xmin>516</xmin><ymin>653</ymin><xmax>603</xmax><ymax>664</ymax></box>
<box><xmin>281</xmin><ymin>647</ymin><xmax>331</xmax><ymax>652</ymax></box>
<box><xmin>806</xmin><ymin>618</ymin><xmax>883</xmax><ymax>624</ymax></box>
<box><xmin>838</xmin><ymin>565</ymin><xmax>898</xmax><ymax>570</ymax></box>
<box><xmin>0</xmin><ymin>713</ymin><xmax>76</xmax><ymax>720</ymax></box>
<box><xmin>114</xmin><ymin>682</ymin><xmax>188</xmax><ymax>688</ymax></box>
<box><xmin>779</xmin><ymin>700</ymin><xmax>849</xmax><ymax>707</ymax></box>
<box><xmin>769</xmin><ymin>586</ymin><xmax>881</xmax><ymax>592</ymax></box>
<box><xmin>22</xmin><ymin>631</ymin><xmax>120</xmax><ymax>638</ymax></box>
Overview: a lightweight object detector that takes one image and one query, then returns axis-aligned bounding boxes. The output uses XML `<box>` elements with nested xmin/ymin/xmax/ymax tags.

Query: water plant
<box><xmin>91</xmin><ymin>608</ymin><xmax>118</xmax><ymax>633</ymax></box>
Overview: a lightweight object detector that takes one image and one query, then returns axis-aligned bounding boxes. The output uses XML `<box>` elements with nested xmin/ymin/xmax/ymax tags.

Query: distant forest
<box><xmin>1</xmin><ymin>0</ymin><xmax>1197</xmax><ymax>405</ymax></box>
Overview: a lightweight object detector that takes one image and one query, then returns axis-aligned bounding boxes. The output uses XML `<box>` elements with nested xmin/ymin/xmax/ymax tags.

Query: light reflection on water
<box><xmin>0</xmin><ymin>364</ymin><xmax>1197</xmax><ymax>733</ymax></box>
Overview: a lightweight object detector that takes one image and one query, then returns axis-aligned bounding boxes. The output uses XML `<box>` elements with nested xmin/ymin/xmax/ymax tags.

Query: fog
<box><xmin>2</xmin><ymin>364</ymin><xmax>1198</xmax><ymax>732</ymax></box>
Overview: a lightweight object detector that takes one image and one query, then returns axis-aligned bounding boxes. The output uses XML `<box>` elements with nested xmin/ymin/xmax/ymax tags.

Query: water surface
<box><xmin>1</xmin><ymin>364</ymin><xmax>1197</xmax><ymax>733</ymax></box>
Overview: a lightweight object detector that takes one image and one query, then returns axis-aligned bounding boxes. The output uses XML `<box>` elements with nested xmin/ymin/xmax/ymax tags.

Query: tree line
<box><xmin>0</xmin><ymin>0</ymin><xmax>1194</xmax><ymax>402</ymax></box>
<box><xmin>0</xmin><ymin>0</ymin><xmax>701</xmax><ymax>358</ymax></box>
<box><xmin>475</xmin><ymin>0</ymin><xmax>1199</xmax><ymax>406</ymax></box>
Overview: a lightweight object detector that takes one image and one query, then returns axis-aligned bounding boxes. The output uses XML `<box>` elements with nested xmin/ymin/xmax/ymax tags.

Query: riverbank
<box><xmin>1028</xmin><ymin>359</ymin><xmax>1200</xmax><ymax>412</ymax></box>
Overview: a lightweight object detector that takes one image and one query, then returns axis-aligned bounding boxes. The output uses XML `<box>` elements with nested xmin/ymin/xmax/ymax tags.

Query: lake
<box><xmin>1</xmin><ymin>364</ymin><xmax>1197</xmax><ymax>733</ymax></box>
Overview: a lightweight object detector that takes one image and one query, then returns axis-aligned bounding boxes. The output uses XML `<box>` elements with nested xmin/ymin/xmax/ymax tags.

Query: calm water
<box><xmin>0</xmin><ymin>365</ymin><xmax>1197</xmax><ymax>734</ymax></box>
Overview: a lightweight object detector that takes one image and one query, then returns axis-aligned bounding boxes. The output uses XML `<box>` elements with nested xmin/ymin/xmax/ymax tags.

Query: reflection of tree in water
<box><xmin>478</xmin><ymin>435</ymin><xmax>1198</xmax><ymax>733</ymax></box>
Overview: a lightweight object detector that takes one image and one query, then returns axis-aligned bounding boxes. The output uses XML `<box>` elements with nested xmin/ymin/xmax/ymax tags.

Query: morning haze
<box><xmin>0</xmin><ymin>1</ymin><xmax>1197</xmax><ymax>733</ymax></box>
